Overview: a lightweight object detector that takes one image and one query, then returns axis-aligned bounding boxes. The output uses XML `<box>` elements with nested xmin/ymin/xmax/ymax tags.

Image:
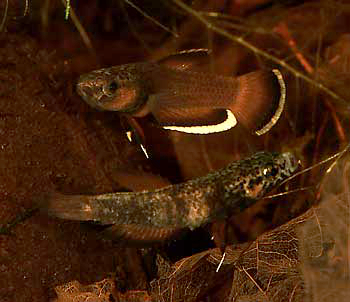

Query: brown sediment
<box><xmin>0</xmin><ymin>33</ymin><xmax>149</xmax><ymax>301</ymax></box>
<box><xmin>1</xmin><ymin>1</ymin><xmax>350</xmax><ymax>301</ymax></box>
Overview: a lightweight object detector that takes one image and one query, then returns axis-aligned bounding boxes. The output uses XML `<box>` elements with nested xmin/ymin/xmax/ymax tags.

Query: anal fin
<box><xmin>148</xmin><ymin>94</ymin><xmax>235</xmax><ymax>134</ymax></box>
<box><xmin>101</xmin><ymin>224</ymin><xmax>181</xmax><ymax>245</ymax></box>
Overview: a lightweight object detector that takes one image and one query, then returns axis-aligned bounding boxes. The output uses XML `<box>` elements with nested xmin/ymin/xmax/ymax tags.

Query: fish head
<box><xmin>258</xmin><ymin>152</ymin><xmax>300</xmax><ymax>193</ymax></box>
<box><xmin>237</xmin><ymin>152</ymin><xmax>300</xmax><ymax>199</ymax></box>
<box><xmin>76</xmin><ymin>64</ymin><xmax>149</xmax><ymax>113</ymax></box>
<box><xmin>265</xmin><ymin>152</ymin><xmax>299</xmax><ymax>182</ymax></box>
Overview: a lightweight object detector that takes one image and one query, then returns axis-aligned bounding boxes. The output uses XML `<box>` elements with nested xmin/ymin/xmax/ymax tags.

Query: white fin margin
<box><xmin>255</xmin><ymin>69</ymin><xmax>286</xmax><ymax>136</ymax></box>
<box><xmin>163</xmin><ymin>109</ymin><xmax>237</xmax><ymax>134</ymax></box>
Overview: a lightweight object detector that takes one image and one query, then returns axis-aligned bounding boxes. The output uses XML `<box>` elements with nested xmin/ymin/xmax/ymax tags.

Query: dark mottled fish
<box><xmin>77</xmin><ymin>49</ymin><xmax>286</xmax><ymax>135</ymax></box>
<box><xmin>47</xmin><ymin>152</ymin><xmax>298</xmax><ymax>243</ymax></box>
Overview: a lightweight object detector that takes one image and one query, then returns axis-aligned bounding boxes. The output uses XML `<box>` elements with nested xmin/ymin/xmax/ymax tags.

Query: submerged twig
<box><xmin>274</xmin><ymin>22</ymin><xmax>314</xmax><ymax>74</ymax></box>
<box><xmin>64</xmin><ymin>0</ymin><xmax>70</xmax><ymax>20</ymax></box>
<box><xmin>0</xmin><ymin>0</ymin><xmax>8</xmax><ymax>32</ymax></box>
<box><xmin>172</xmin><ymin>0</ymin><xmax>348</xmax><ymax>107</ymax></box>
<box><xmin>23</xmin><ymin>0</ymin><xmax>29</xmax><ymax>17</ymax></box>
<box><xmin>203</xmin><ymin>11</ymin><xmax>273</xmax><ymax>34</ymax></box>
<box><xmin>279</xmin><ymin>144</ymin><xmax>350</xmax><ymax>188</ymax></box>
<box><xmin>324</xmin><ymin>99</ymin><xmax>347</xmax><ymax>143</ymax></box>
<box><xmin>119</xmin><ymin>0</ymin><xmax>153</xmax><ymax>53</ymax></box>
<box><xmin>124</xmin><ymin>0</ymin><xmax>179</xmax><ymax>37</ymax></box>
<box><xmin>265</xmin><ymin>186</ymin><xmax>315</xmax><ymax>199</ymax></box>
<box><xmin>275</xmin><ymin>21</ymin><xmax>347</xmax><ymax>144</ymax></box>
<box><xmin>60</xmin><ymin>0</ymin><xmax>95</xmax><ymax>56</ymax></box>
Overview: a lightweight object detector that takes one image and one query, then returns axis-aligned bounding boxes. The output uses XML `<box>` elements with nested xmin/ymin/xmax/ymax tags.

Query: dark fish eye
<box><xmin>263</xmin><ymin>167</ymin><xmax>278</xmax><ymax>177</ymax></box>
<box><xmin>107</xmin><ymin>81</ymin><xmax>118</xmax><ymax>94</ymax></box>
<box><xmin>270</xmin><ymin>167</ymin><xmax>278</xmax><ymax>176</ymax></box>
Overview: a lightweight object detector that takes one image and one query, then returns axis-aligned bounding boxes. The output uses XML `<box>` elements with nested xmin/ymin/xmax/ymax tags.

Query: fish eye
<box><xmin>263</xmin><ymin>167</ymin><xmax>278</xmax><ymax>177</ymax></box>
<box><xmin>106</xmin><ymin>81</ymin><xmax>119</xmax><ymax>94</ymax></box>
<box><xmin>270</xmin><ymin>167</ymin><xmax>278</xmax><ymax>176</ymax></box>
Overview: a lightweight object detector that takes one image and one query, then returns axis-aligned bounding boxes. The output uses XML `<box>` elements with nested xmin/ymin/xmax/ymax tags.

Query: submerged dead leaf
<box><xmin>54</xmin><ymin>278</ymin><xmax>152</xmax><ymax>302</ymax></box>
<box><xmin>55</xmin><ymin>279</ymin><xmax>115</xmax><ymax>302</ymax></box>
<box><xmin>298</xmin><ymin>153</ymin><xmax>350</xmax><ymax>302</ymax></box>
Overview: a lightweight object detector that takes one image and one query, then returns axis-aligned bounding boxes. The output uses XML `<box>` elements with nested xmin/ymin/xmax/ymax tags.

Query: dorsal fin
<box><xmin>156</xmin><ymin>49</ymin><xmax>211</xmax><ymax>71</ymax></box>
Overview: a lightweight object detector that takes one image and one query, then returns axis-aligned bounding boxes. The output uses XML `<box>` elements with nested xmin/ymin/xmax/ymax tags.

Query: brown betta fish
<box><xmin>77</xmin><ymin>49</ymin><xmax>286</xmax><ymax>135</ymax></box>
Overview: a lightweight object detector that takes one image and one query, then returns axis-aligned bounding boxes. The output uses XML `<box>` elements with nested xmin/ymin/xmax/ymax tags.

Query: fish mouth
<box><xmin>76</xmin><ymin>80</ymin><xmax>105</xmax><ymax>109</ymax></box>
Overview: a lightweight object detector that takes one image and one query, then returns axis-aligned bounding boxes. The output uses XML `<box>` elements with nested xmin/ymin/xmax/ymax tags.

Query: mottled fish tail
<box><xmin>47</xmin><ymin>192</ymin><xmax>182</xmax><ymax>243</ymax></box>
<box><xmin>46</xmin><ymin>193</ymin><xmax>96</xmax><ymax>221</ymax></box>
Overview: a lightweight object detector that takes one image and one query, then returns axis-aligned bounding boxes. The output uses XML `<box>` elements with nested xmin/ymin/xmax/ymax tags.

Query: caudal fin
<box><xmin>231</xmin><ymin>69</ymin><xmax>286</xmax><ymax>135</ymax></box>
<box><xmin>46</xmin><ymin>193</ymin><xmax>95</xmax><ymax>221</ymax></box>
